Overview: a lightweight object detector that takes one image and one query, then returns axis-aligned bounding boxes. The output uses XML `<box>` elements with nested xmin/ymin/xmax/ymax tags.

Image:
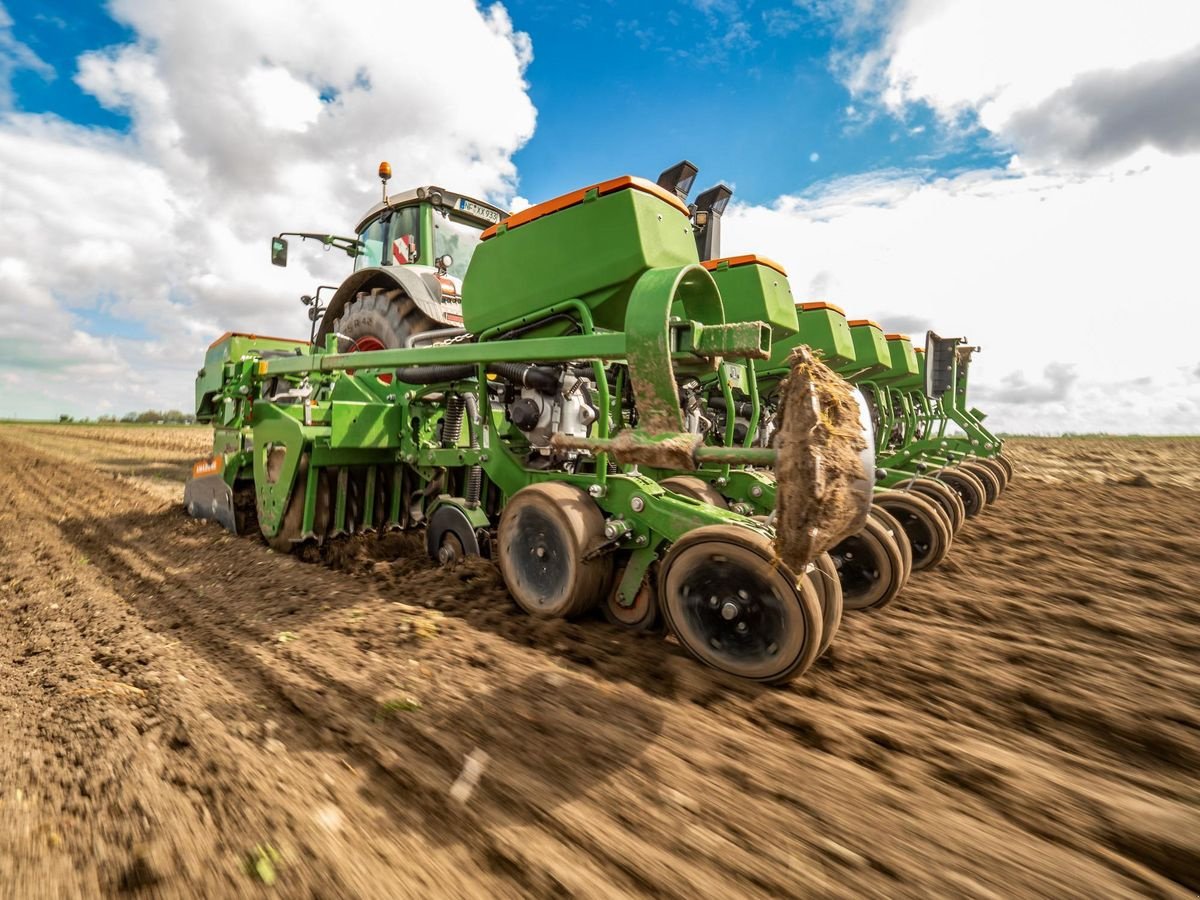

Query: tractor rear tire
<box><xmin>330</xmin><ymin>287</ymin><xmax>436</xmax><ymax>352</ymax></box>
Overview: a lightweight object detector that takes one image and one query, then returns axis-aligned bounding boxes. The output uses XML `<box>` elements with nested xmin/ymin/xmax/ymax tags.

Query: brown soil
<box><xmin>1</xmin><ymin>426</ymin><xmax>1198</xmax><ymax>899</ymax></box>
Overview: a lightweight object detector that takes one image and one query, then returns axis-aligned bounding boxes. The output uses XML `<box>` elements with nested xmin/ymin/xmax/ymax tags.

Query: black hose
<box><xmin>488</xmin><ymin>362</ymin><xmax>559</xmax><ymax>393</ymax></box>
<box><xmin>395</xmin><ymin>364</ymin><xmax>476</xmax><ymax>383</ymax></box>
<box><xmin>393</xmin><ymin>361</ymin><xmax>560</xmax><ymax>392</ymax></box>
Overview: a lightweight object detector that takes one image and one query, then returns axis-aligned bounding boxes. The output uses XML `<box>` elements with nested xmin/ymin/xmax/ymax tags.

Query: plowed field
<box><xmin>1</xmin><ymin>425</ymin><xmax>1197</xmax><ymax>899</ymax></box>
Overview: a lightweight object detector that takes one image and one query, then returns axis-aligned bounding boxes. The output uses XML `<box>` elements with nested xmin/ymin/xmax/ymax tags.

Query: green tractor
<box><xmin>185</xmin><ymin>162</ymin><xmax>875</xmax><ymax>683</ymax></box>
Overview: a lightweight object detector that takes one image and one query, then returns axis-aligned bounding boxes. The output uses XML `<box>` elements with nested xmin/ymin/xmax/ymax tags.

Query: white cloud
<box><xmin>723</xmin><ymin>152</ymin><xmax>1200</xmax><ymax>434</ymax></box>
<box><xmin>0</xmin><ymin>0</ymin><xmax>535</xmax><ymax>419</ymax></box>
<box><xmin>718</xmin><ymin>0</ymin><xmax>1200</xmax><ymax>434</ymax></box>
<box><xmin>849</xmin><ymin>0</ymin><xmax>1200</xmax><ymax>167</ymax></box>
<box><xmin>809</xmin><ymin>151</ymin><xmax>820</xmax><ymax>162</ymax></box>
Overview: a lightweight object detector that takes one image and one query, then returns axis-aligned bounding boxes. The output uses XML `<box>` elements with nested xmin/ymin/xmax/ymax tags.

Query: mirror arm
<box><xmin>276</xmin><ymin>232</ymin><xmax>366</xmax><ymax>258</ymax></box>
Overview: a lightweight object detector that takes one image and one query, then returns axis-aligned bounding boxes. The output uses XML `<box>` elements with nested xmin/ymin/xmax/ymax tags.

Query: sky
<box><xmin>0</xmin><ymin>0</ymin><xmax>1198</xmax><ymax>433</ymax></box>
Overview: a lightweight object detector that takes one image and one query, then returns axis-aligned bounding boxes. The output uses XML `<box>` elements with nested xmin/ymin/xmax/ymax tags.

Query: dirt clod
<box><xmin>773</xmin><ymin>345</ymin><xmax>872</xmax><ymax>569</ymax></box>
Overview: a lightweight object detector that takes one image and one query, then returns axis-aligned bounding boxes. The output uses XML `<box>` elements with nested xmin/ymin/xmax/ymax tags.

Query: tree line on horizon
<box><xmin>57</xmin><ymin>410</ymin><xmax>197</xmax><ymax>424</ymax></box>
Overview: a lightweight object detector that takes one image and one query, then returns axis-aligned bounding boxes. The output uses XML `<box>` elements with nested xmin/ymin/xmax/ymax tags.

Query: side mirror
<box><xmin>271</xmin><ymin>236</ymin><xmax>289</xmax><ymax>267</ymax></box>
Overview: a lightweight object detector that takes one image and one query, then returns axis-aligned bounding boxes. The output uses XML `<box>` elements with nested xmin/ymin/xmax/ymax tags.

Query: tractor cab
<box><xmin>351</xmin><ymin>185</ymin><xmax>507</xmax><ymax>280</ymax></box>
<box><xmin>271</xmin><ymin>163</ymin><xmax>508</xmax><ymax>350</ymax></box>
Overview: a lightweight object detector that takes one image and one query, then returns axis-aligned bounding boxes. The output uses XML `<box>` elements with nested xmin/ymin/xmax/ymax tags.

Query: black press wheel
<box><xmin>971</xmin><ymin>456</ymin><xmax>1010</xmax><ymax>493</ymax></box>
<box><xmin>895</xmin><ymin>477</ymin><xmax>965</xmax><ymax>533</ymax></box>
<box><xmin>829</xmin><ymin>513</ymin><xmax>907</xmax><ymax>611</ymax></box>
<box><xmin>659</xmin><ymin>526</ymin><xmax>823</xmax><ymax>683</ymax></box>
<box><xmin>497</xmin><ymin>482</ymin><xmax>613</xmax><ymax>619</ymax></box>
<box><xmin>959</xmin><ymin>460</ymin><xmax>1002</xmax><ymax>505</ymax></box>
<box><xmin>874</xmin><ymin>490</ymin><xmax>953</xmax><ymax>571</ymax></box>
<box><xmin>807</xmin><ymin>551</ymin><xmax>843</xmax><ymax>658</ymax></box>
<box><xmin>867</xmin><ymin>505</ymin><xmax>913</xmax><ymax>582</ymax></box>
<box><xmin>939</xmin><ymin>467</ymin><xmax>988</xmax><ymax>518</ymax></box>
<box><xmin>994</xmin><ymin>454</ymin><xmax>1015</xmax><ymax>481</ymax></box>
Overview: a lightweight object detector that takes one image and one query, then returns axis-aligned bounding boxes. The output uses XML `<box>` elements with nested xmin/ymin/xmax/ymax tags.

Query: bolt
<box><xmin>635</xmin><ymin>535</ymin><xmax>647</xmax><ymax>545</ymax></box>
<box><xmin>720</xmin><ymin>601</ymin><xmax>739</xmax><ymax>621</ymax></box>
<box><xmin>750</xmin><ymin>485</ymin><xmax>763</xmax><ymax>498</ymax></box>
<box><xmin>587</xmin><ymin>484</ymin><xmax>603</xmax><ymax>498</ymax></box>
<box><xmin>715</xmin><ymin>477</ymin><xmax>728</xmax><ymax>487</ymax></box>
<box><xmin>736</xmin><ymin>621</ymin><xmax>748</xmax><ymax>633</ymax></box>
<box><xmin>535</xmin><ymin>546</ymin><xmax>546</xmax><ymax>559</ymax></box>
<box><xmin>630</xmin><ymin>496</ymin><xmax>645</xmax><ymax>513</ymax></box>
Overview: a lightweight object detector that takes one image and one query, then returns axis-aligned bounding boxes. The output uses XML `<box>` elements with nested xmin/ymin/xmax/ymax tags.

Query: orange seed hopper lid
<box><xmin>481</xmin><ymin>176</ymin><xmax>689</xmax><ymax>241</ymax></box>
<box><xmin>799</xmin><ymin>301</ymin><xmax>845</xmax><ymax>314</ymax></box>
<box><xmin>701</xmin><ymin>254</ymin><xmax>788</xmax><ymax>277</ymax></box>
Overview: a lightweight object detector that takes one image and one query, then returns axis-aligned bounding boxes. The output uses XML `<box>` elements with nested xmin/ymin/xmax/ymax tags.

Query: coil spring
<box><xmin>441</xmin><ymin>395</ymin><xmax>464</xmax><ymax>447</ymax></box>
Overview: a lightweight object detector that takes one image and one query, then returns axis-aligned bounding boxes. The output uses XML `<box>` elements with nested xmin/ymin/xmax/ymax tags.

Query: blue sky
<box><xmin>506</xmin><ymin>0</ymin><xmax>1007</xmax><ymax>204</ymax></box>
<box><xmin>6</xmin><ymin>0</ymin><xmax>1006</xmax><ymax>207</ymax></box>
<box><xmin>1</xmin><ymin>0</ymin><xmax>1198</xmax><ymax>431</ymax></box>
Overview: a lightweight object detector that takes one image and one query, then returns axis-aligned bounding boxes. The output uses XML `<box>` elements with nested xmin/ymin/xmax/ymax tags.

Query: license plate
<box><xmin>457</xmin><ymin>198</ymin><xmax>502</xmax><ymax>223</ymax></box>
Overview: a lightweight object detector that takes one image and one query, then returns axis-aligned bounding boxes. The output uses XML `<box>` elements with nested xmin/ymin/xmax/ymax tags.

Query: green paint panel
<box><xmin>703</xmin><ymin>260</ymin><xmax>798</xmax><ymax>340</ymax></box>
<box><xmin>770</xmin><ymin>304</ymin><xmax>856</xmax><ymax>369</ymax></box>
<box><xmin>330</xmin><ymin>401</ymin><xmax>401</xmax><ymax>449</ymax></box>
<box><xmin>841</xmin><ymin>322</ymin><xmax>890</xmax><ymax>380</ymax></box>
<box><xmin>873</xmin><ymin>336</ymin><xmax>920</xmax><ymax>386</ymax></box>
<box><xmin>461</xmin><ymin>185</ymin><xmax>697</xmax><ymax>335</ymax></box>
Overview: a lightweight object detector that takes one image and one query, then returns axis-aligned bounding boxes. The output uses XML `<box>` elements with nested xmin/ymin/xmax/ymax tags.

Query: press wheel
<box><xmin>960</xmin><ymin>460</ymin><xmax>1001</xmax><ymax>505</ymax></box>
<box><xmin>972</xmin><ymin>456</ymin><xmax>1009</xmax><ymax>492</ymax></box>
<box><xmin>868</xmin><ymin>505</ymin><xmax>913</xmax><ymax>582</ymax></box>
<box><xmin>807</xmin><ymin>551</ymin><xmax>843</xmax><ymax>658</ymax></box>
<box><xmin>659</xmin><ymin>475</ymin><xmax>728</xmax><ymax>508</ymax></box>
<box><xmin>874</xmin><ymin>490</ymin><xmax>953</xmax><ymax>571</ymax></box>
<box><xmin>829</xmin><ymin>513</ymin><xmax>907</xmax><ymax>611</ymax></box>
<box><xmin>995</xmin><ymin>454</ymin><xmax>1015</xmax><ymax>481</ymax></box>
<box><xmin>497</xmin><ymin>482</ymin><xmax>613</xmax><ymax>619</ymax></box>
<box><xmin>659</xmin><ymin>526</ymin><xmax>823</xmax><ymax>683</ymax></box>
<box><xmin>900</xmin><ymin>476</ymin><xmax>965</xmax><ymax>533</ymax></box>
<box><xmin>939</xmin><ymin>467</ymin><xmax>988</xmax><ymax>518</ymax></box>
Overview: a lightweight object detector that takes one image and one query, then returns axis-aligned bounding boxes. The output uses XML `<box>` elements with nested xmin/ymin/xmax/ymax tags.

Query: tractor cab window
<box><xmin>353</xmin><ymin>205</ymin><xmax>421</xmax><ymax>271</ymax></box>
<box><xmin>387</xmin><ymin>206</ymin><xmax>420</xmax><ymax>267</ymax></box>
<box><xmin>354</xmin><ymin>216</ymin><xmax>387</xmax><ymax>270</ymax></box>
<box><xmin>433</xmin><ymin>211</ymin><xmax>483</xmax><ymax>280</ymax></box>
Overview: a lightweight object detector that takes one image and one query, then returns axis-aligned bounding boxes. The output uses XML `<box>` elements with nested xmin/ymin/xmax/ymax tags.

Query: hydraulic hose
<box><xmin>394</xmin><ymin>362</ymin><xmax>560</xmax><ymax>393</ymax></box>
